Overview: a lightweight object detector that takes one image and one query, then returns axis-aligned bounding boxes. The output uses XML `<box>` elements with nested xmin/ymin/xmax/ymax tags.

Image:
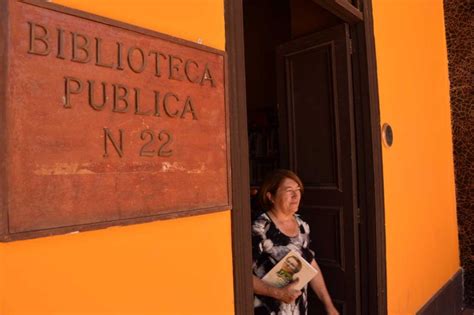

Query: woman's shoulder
<box><xmin>251</xmin><ymin>208</ymin><xmax>266</xmax><ymax>222</ymax></box>
<box><xmin>295</xmin><ymin>214</ymin><xmax>311</xmax><ymax>234</ymax></box>
<box><xmin>251</xmin><ymin>212</ymin><xmax>271</xmax><ymax>232</ymax></box>
<box><xmin>252</xmin><ymin>211</ymin><xmax>270</xmax><ymax>225</ymax></box>
<box><xmin>294</xmin><ymin>213</ymin><xmax>306</xmax><ymax>223</ymax></box>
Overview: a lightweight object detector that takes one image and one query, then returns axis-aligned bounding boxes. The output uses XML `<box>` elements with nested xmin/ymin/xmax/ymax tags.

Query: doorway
<box><xmin>226</xmin><ymin>0</ymin><xmax>387</xmax><ymax>314</ymax></box>
<box><xmin>245</xmin><ymin>0</ymin><xmax>360</xmax><ymax>313</ymax></box>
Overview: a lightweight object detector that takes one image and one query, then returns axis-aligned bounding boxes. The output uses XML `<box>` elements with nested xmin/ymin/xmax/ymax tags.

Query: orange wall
<box><xmin>0</xmin><ymin>245</ymin><xmax>5</xmax><ymax>315</ymax></box>
<box><xmin>51</xmin><ymin>0</ymin><xmax>225</xmax><ymax>50</ymax></box>
<box><xmin>372</xmin><ymin>0</ymin><xmax>459</xmax><ymax>314</ymax></box>
<box><xmin>0</xmin><ymin>1</ymin><xmax>234</xmax><ymax>314</ymax></box>
<box><xmin>1</xmin><ymin>212</ymin><xmax>233</xmax><ymax>315</ymax></box>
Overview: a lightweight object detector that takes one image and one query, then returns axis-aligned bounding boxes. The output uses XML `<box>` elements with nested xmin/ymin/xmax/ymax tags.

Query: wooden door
<box><xmin>276</xmin><ymin>24</ymin><xmax>360</xmax><ymax>315</ymax></box>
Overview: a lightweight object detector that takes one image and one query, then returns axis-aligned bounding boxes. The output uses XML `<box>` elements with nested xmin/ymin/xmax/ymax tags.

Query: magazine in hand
<box><xmin>262</xmin><ymin>250</ymin><xmax>318</xmax><ymax>291</ymax></box>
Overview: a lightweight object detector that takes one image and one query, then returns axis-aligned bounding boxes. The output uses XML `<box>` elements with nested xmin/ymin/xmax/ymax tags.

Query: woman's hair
<box><xmin>258</xmin><ymin>169</ymin><xmax>304</xmax><ymax>211</ymax></box>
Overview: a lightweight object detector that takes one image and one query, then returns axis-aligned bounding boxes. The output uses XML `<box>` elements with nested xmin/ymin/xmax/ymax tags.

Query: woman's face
<box><xmin>267</xmin><ymin>177</ymin><xmax>301</xmax><ymax>214</ymax></box>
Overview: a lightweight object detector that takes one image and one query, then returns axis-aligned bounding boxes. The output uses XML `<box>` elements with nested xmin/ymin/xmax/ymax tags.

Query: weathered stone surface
<box><xmin>444</xmin><ymin>0</ymin><xmax>473</xmax><ymax>307</ymax></box>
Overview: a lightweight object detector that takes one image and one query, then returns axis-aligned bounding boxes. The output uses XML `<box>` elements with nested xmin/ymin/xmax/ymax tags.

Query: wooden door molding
<box><xmin>224</xmin><ymin>1</ymin><xmax>254</xmax><ymax>315</ymax></box>
<box><xmin>312</xmin><ymin>0</ymin><xmax>364</xmax><ymax>23</ymax></box>
<box><xmin>351</xmin><ymin>0</ymin><xmax>388</xmax><ymax>313</ymax></box>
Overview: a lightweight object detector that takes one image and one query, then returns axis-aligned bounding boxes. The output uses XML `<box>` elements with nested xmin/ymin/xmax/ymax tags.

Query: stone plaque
<box><xmin>0</xmin><ymin>0</ymin><xmax>230</xmax><ymax>240</ymax></box>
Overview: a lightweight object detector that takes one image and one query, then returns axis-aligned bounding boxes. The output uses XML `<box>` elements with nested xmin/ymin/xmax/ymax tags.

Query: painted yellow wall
<box><xmin>51</xmin><ymin>0</ymin><xmax>225</xmax><ymax>49</ymax></box>
<box><xmin>1</xmin><ymin>212</ymin><xmax>234</xmax><ymax>315</ymax></box>
<box><xmin>372</xmin><ymin>0</ymin><xmax>459</xmax><ymax>314</ymax></box>
<box><xmin>0</xmin><ymin>1</ymin><xmax>234</xmax><ymax>315</ymax></box>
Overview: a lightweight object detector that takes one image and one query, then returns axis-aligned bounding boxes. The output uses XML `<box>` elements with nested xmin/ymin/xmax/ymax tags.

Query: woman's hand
<box><xmin>275</xmin><ymin>278</ymin><xmax>302</xmax><ymax>304</ymax></box>
<box><xmin>253</xmin><ymin>275</ymin><xmax>302</xmax><ymax>304</ymax></box>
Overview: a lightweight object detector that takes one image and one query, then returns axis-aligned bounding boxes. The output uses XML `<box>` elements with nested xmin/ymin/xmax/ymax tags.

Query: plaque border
<box><xmin>0</xmin><ymin>0</ymin><xmax>9</xmax><ymax>239</ymax></box>
<box><xmin>0</xmin><ymin>0</ymin><xmax>231</xmax><ymax>242</ymax></box>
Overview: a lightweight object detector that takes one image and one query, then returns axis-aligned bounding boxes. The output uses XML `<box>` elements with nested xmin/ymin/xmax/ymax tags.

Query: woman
<box><xmin>252</xmin><ymin>169</ymin><xmax>339</xmax><ymax>315</ymax></box>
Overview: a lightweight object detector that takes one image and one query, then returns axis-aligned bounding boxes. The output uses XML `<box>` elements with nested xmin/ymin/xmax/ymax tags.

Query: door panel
<box><xmin>276</xmin><ymin>24</ymin><xmax>360</xmax><ymax>315</ymax></box>
<box><xmin>290</xmin><ymin>43</ymin><xmax>340</xmax><ymax>188</ymax></box>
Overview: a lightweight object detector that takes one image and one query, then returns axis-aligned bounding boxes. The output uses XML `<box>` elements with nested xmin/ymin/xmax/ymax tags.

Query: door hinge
<box><xmin>349</xmin><ymin>39</ymin><xmax>353</xmax><ymax>55</ymax></box>
<box><xmin>357</xmin><ymin>207</ymin><xmax>361</xmax><ymax>223</ymax></box>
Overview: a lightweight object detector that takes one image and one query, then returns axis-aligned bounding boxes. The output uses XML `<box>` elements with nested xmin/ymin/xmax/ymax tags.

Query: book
<box><xmin>262</xmin><ymin>250</ymin><xmax>318</xmax><ymax>291</ymax></box>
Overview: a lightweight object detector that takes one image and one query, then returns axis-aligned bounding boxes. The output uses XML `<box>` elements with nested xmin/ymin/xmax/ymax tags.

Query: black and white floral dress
<box><xmin>252</xmin><ymin>212</ymin><xmax>315</xmax><ymax>315</ymax></box>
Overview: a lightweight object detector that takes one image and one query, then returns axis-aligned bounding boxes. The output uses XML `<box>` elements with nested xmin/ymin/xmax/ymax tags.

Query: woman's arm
<box><xmin>253</xmin><ymin>275</ymin><xmax>302</xmax><ymax>304</ymax></box>
<box><xmin>309</xmin><ymin>260</ymin><xmax>339</xmax><ymax>315</ymax></box>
